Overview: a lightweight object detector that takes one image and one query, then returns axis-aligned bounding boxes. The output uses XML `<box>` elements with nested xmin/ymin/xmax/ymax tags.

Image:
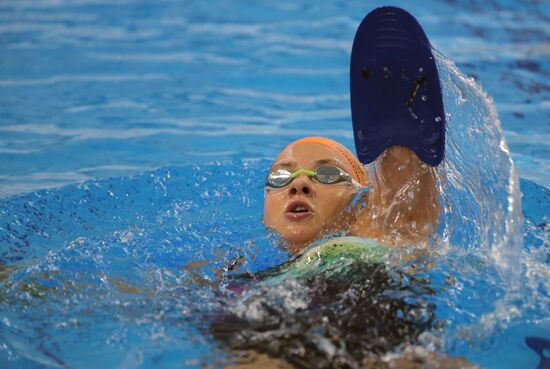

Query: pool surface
<box><xmin>0</xmin><ymin>0</ymin><xmax>548</xmax><ymax>368</ymax></box>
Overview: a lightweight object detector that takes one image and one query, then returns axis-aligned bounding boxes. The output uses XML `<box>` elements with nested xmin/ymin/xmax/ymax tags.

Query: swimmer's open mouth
<box><xmin>285</xmin><ymin>200</ymin><xmax>313</xmax><ymax>220</ymax></box>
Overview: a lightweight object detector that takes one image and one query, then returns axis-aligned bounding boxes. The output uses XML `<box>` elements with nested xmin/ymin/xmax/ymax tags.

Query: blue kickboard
<box><xmin>350</xmin><ymin>6</ymin><xmax>446</xmax><ymax>166</ymax></box>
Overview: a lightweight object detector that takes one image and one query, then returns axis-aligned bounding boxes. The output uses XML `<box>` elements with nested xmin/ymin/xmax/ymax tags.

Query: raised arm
<box><xmin>350</xmin><ymin>146</ymin><xmax>439</xmax><ymax>246</ymax></box>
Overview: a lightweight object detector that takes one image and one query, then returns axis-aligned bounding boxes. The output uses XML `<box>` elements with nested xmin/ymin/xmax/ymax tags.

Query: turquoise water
<box><xmin>0</xmin><ymin>0</ymin><xmax>548</xmax><ymax>368</ymax></box>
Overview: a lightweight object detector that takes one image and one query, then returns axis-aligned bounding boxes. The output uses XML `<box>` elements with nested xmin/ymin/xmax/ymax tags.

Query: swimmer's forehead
<box><xmin>272</xmin><ymin>158</ymin><xmax>346</xmax><ymax>170</ymax></box>
<box><xmin>271</xmin><ymin>142</ymin><xmax>351</xmax><ymax>171</ymax></box>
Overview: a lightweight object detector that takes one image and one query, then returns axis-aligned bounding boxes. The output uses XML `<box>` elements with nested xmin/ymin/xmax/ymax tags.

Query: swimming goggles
<box><xmin>266</xmin><ymin>165</ymin><xmax>359</xmax><ymax>189</ymax></box>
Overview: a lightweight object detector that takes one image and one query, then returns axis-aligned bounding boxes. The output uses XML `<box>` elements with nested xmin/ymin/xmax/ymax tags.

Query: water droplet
<box><xmin>421</xmin><ymin>95</ymin><xmax>427</xmax><ymax>101</ymax></box>
<box><xmin>435</xmin><ymin>116</ymin><xmax>442</xmax><ymax>123</ymax></box>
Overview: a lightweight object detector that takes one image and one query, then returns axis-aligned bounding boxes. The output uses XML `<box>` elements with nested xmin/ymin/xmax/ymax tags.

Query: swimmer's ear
<box><xmin>359</xmin><ymin>190</ymin><xmax>370</xmax><ymax>208</ymax></box>
<box><xmin>348</xmin><ymin>187</ymin><xmax>370</xmax><ymax>212</ymax></box>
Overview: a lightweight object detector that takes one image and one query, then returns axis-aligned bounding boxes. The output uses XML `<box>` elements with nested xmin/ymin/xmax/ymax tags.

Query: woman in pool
<box><xmin>218</xmin><ymin>137</ymin><xmax>461</xmax><ymax>369</ymax></box>
<box><xmin>263</xmin><ymin>136</ymin><xmax>439</xmax><ymax>253</ymax></box>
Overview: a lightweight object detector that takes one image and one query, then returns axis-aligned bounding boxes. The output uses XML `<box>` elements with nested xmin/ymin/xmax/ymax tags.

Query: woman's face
<box><xmin>263</xmin><ymin>142</ymin><xmax>359</xmax><ymax>253</ymax></box>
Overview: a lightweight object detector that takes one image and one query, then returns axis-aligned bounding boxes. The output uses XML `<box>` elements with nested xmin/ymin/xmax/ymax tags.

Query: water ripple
<box><xmin>89</xmin><ymin>51</ymin><xmax>246</xmax><ymax>65</ymax></box>
<box><xmin>0</xmin><ymin>74</ymin><xmax>170</xmax><ymax>87</ymax></box>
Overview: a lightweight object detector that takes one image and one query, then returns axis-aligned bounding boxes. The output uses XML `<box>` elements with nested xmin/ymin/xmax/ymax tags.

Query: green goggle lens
<box><xmin>266</xmin><ymin>166</ymin><xmax>352</xmax><ymax>188</ymax></box>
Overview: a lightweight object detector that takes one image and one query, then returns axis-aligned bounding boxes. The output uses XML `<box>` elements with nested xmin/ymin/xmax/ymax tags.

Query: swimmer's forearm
<box><xmin>351</xmin><ymin>146</ymin><xmax>439</xmax><ymax>245</ymax></box>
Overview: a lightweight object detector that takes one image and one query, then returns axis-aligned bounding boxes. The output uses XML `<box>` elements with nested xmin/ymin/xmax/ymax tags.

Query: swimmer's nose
<box><xmin>288</xmin><ymin>176</ymin><xmax>313</xmax><ymax>196</ymax></box>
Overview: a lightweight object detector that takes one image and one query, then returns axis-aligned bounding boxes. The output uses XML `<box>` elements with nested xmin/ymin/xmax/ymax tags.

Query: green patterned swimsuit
<box><xmin>260</xmin><ymin>236</ymin><xmax>390</xmax><ymax>286</ymax></box>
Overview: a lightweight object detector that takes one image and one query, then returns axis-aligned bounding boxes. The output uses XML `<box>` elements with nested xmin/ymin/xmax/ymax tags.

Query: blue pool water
<box><xmin>0</xmin><ymin>0</ymin><xmax>548</xmax><ymax>368</ymax></box>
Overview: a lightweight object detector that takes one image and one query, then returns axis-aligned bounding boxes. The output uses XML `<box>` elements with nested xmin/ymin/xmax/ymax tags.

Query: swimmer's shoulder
<box><xmin>350</xmin><ymin>219</ymin><xmax>431</xmax><ymax>247</ymax></box>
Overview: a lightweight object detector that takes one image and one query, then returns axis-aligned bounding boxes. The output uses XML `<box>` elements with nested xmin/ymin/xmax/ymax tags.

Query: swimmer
<box><xmin>218</xmin><ymin>7</ymin><xmax>465</xmax><ymax>369</ymax></box>
<box><xmin>264</xmin><ymin>6</ymin><xmax>444</xmax><ymax>253</ymax></box>
<box><xmin>263</xmin><ymin>137</ymin><xmax>439</xmax><ymax>253</ymax></box>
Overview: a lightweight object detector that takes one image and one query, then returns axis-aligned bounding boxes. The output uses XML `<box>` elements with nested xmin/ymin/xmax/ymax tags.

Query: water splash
<box><xmin>434</xmin><ymin>50</ymin><xmax>523</xmax><ymax>281</ymax></box>
<box><xmin>0</xmin><ymin>161</ymin><xmax>285</xmax><ymax>368</ymax></box>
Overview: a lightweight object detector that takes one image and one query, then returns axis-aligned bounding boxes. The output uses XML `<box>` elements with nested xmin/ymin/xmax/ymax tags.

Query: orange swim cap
<box><xmin>286</xmin><ymin>136</ymin><xmax>367</xmax><ymax>185</ymax></box>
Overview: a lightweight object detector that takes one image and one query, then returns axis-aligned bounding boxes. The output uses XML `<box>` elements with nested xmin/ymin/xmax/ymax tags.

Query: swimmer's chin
<box><xmin>263</xmin><ymin>224</ymin><xmax>319</xmax><ymax>254</ymax></box>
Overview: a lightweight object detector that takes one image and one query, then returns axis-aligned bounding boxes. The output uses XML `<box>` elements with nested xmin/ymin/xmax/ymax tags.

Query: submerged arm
<box><xmin>350</xmin><ymin>146</ymin><xmax>439</xmax><ymax>246</ymax></box>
